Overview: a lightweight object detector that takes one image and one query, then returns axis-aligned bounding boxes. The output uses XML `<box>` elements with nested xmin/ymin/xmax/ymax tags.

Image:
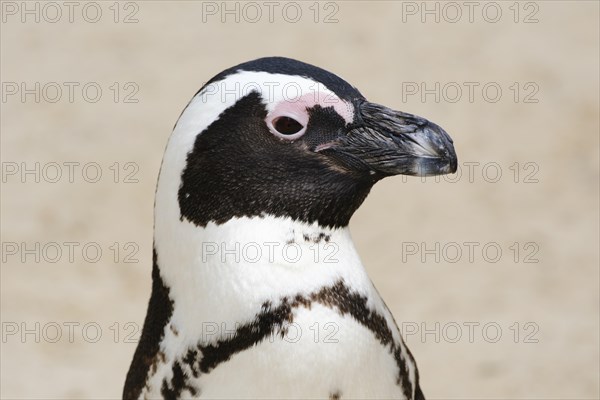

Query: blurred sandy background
<box><xmin>1</xmin><ymin>1</ymin><xmax>598</xmax><ymax>399</ymax></box>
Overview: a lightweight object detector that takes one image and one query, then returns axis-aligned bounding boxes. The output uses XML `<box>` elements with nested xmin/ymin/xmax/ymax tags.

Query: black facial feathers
<box><xmin>178</xmin><ymin>92</ymin><xmax>374</xmax><ymax>228</ymax></box>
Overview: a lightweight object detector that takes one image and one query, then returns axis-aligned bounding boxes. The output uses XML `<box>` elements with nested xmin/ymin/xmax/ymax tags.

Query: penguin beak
<box><xmin>316</xmin><ymin>101</ymin><xmax>458</xmax><ymax>177</ymax></box>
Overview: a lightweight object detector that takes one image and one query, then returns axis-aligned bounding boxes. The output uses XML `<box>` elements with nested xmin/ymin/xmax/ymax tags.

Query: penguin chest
<box><xmin>151</xmin><ymin>304</ymin><xmax>409</xmax><ymax>399</ymax></box>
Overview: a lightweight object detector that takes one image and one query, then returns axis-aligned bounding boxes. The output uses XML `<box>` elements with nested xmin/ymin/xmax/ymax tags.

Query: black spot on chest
<box><xmin>163</xmin><ymin>280</ymin><xmax>419</xmax><ymax>398</ymax></box>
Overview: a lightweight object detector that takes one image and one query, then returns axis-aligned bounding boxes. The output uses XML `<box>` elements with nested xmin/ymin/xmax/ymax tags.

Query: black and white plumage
<box><xmin>124</xmin><ymin>57</ymin><xmax>457</xmax><ymax>400</ymax></box>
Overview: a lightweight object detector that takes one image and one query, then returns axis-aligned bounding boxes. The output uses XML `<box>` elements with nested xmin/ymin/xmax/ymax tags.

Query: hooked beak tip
<box><xmin>398</xmin><ymin>121</ymin><xmax>458</xmax><ymax>176</ymax></box>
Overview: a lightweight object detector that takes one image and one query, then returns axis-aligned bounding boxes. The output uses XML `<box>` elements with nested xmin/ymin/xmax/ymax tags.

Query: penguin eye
<box><xmin>272</xmin><ymin>116</ymin><xmax>304</xmax><ymax>136</ymax></box>
<box><xmin>266</xmin><ymin>105</ymin><xmax>309</xmax><ymax>140</ymax></box>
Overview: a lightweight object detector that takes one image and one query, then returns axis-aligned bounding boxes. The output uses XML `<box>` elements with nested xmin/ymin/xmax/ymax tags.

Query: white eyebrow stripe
<box><xmin>197</xmin><ymin>70</ymin><xmax>355</xmax><ymax>124</ymax></box>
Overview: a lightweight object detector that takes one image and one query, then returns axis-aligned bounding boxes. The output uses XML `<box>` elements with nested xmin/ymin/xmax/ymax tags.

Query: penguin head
<box><xmin>159</xmin><ymin>57</ymin><xmax>457</xmax><ymax>229</ymax></box>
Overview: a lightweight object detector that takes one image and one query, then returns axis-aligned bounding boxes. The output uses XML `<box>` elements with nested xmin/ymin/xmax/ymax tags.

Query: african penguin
<box><xmin>124</xmin><ymin>57</ymin><xmax>457</xmax><ymax>400</ymax></box>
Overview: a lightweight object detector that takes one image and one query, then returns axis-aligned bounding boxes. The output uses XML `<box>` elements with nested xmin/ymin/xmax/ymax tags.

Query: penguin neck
<box><xmin>154</xmin><ymin>212</ymin><xmax>361</xmax><ymax>299</ymax></box>
<box><xmin>153</xmin><ymin>210</ymin><xmax>374</xmax><ymax>338</ymax></box>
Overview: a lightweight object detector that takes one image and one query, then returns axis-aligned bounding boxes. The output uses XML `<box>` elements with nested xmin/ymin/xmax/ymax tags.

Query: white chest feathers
<box><xmin>139</xmin><ymin>216</ymin><xmax>419</xmax><ymax>399</ymax></box>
